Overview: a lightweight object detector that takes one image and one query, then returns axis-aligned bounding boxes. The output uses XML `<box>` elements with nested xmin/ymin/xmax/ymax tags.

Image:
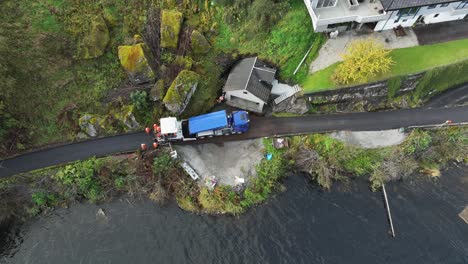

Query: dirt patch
<box><xmin>174</xmin><ymin>139</ymin><xmax>264</xmax><ymax>186</ymax></box>
<box><xmin>330</xmin><ymin>129</ymin><xmax>407</xmax><ymax>149</ymax></box>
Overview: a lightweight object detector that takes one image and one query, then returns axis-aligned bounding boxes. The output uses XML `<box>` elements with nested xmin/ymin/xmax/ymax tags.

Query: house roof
<box><xmin>380</xmin><ymin>0</ymin><xmax>458</xmax><ymax>10</ymax></box>
<box><xmin>223</xmin><ymin>57</ymin><xmax>276</xmax><ymax>103</ymax></box>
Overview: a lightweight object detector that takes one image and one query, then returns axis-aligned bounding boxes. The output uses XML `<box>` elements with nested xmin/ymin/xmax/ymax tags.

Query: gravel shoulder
<box><xmin>174</xmin><ymin>139</ymin><xmax>264</xmax><ymax>186</ymax></box>
<box><xmin>330</xmin><ymin>129</ymin><xmax>407</xmax><ymax>149</ymax></box>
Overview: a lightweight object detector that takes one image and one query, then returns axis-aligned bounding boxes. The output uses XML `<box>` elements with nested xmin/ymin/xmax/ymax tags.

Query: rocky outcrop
<box><xmin>163</xmin><ymin>70</ymin><xmax>199</xmax><ymax>114</ymax></box>
<box><xmin>118</xmin><ymin>43</ymin><xmax>155</xmax><ymax>84</ymax></box>
<box><xmin>79</xmin><ymin>114</ymin><xmax>101</xmax><ymax>137</ymax></box>
<box><xmin>114</xmin><ymin>105</ymin><xmax>140</xmax><ymax>130</ymax></box>
<box><xmin>190</xmin><ymin>30</ymin><xmax>211</xmax><ymax>55</ymax></box>
<box><xmin>150</xmin><ymin>80</ymin><xmax>165</xmax><ymax>101</ymax></box>
<box><xmin>160</xmin><ymin>10</ymin><xmax>183</xmax><ymax>49</ymax></box>
<box><xmin>79</xmin><ymin>15</ymin><xmax>110</xmax><ymax>59</ymax></box>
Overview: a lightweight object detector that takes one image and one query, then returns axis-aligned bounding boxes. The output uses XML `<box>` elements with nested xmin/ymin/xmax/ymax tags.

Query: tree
<box><xmin>130</xmin><ymin>90</ymin><xmax>152</xmax><ymax>124</ymax></box>
<box><xmin>332</xmin><ymin>38</ymin><xmax>393</xmax><ymax>85</ymax></box>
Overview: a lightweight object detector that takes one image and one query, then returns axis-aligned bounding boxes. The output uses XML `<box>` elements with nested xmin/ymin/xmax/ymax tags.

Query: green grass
<box><xmin>301</xmin><ymin>63</ymin><xmax>339</xmax><ymax>92</ymax></box>
<box><xmin>213</xmin><ymin>0</ymin><xmax>323</xmax><ymax>82</ymax></box>
<box><xmin>302</xmin><ymin>38</ymin><xmax>468</xmax><ymax>93</ymax></box>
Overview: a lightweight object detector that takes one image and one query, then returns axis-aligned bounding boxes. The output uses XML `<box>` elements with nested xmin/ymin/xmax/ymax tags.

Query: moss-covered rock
<box><xmin>79</xmin><ymin>15</ymin><xmax>110</xmax><ymax>59</ymax></box>
<box><xmin>163</xmin><ymin>70</ymin><xmax>200</xmax><ymax>114</ymax></box>
<box><xmin>190</xmin><ymin>30</ymin><xmax>211</xmax><ymax>55</ymax></box>
<box><xmin>150</xmin><ymin>79</ymin><xmax>166</xmax><ymax>101</ymax></box>
<box><xmin>79</xmin><ymin>114</ymin><xmax>102</xmax><ymax>137</ymax></box>
<box><xmin>118</xmin><ymin>43</ymin><xmax>155</xmax><ymax>84</ymax></box>
<box><xmin>133</xmin><ymin>34</ymin><xmax>144</xmax><ymax>44</ymax></box>
<box><xmin>160</xmin><ymin>10</ymin><xmax>183</xmax><ymax>49</ymax></box>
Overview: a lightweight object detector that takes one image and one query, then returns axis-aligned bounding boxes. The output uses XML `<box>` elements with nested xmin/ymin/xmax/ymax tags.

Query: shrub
<box><xmin>130</xmin><ymin>90</ymin><xmax>152</xmax><ymax>124</ymax></box>
<box><xmin>153</xmin><ymin>153</ymin><xmax>175</xmax><ymax>176</ymax></box>
<box><xmin>198</xmin><ymin>187</ymin><xmax>243</xmax><ymax>214</ymax></box>
<box><xmin>114</xmin><ymin>177</ymin><xmax>126</xmax><ymax>189</ymax></box>
<box><xmin>53</xmin><ymin>158</ymin><xmax>104</xmax><ymax>203</ymax></box>
<box><xmin>240</xmin><ymin>138</ymin><xmax>289</xmax><ymax>207</ymax></box>
<box><xmin>176</xmin><ymin>195</ymin><xmax>199</xmax><ymax>211</ymax></box>
<box><xmin>31</xmin><ymin>191</ymin><xmax>58</xmax><ymax>207</ymax></box>
<box><xmin>332</xmin><ymin>38</ymin><xmax>393</xmax><ymax>85</ymax></box>
<box><xmin>341</xmin><ymin>150</ymin><xmax>381</xmax><ymax>177</ymax></box>
<box><xmin>402</xmin><ymin>129</ymin><xmax>432</xmax><ymax>155</ymax></box>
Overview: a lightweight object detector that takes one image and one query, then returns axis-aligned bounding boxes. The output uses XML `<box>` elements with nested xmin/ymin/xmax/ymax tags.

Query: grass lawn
<box><xmin>302</xmin><ymin>38</ymin><xmax>468</xmax><ymax>93</ymax></box>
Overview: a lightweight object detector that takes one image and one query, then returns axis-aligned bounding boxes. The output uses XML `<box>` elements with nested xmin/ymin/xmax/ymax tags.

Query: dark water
<box><xmin>1</xmin><ymin>167</ymin><xmax>468</xmax><ymax>264</ymax></box>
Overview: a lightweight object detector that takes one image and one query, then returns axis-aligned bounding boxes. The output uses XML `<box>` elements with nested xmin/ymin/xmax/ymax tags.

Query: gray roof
<box><xmin>380</xmin><ymin>0</ymin><xmax>458</xmax><ymax>10</ymax></box>
<box><xmin>223</xmin><ymin>57</ymin><xmax>276</xmax><ymax>103</ymax></box>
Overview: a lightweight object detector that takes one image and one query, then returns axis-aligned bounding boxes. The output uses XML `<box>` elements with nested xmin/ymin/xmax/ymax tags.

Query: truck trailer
<box><xmin>156</xmin><ymin>110</ymin><xmax>249</xmax><ymax>142</ymax></box>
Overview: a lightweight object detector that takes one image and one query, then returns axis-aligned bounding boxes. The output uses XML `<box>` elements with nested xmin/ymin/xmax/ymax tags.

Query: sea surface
<box><xmin>1</xmin><ymin>167</ymin><xmax>467</xmax><ymax>264</ymax></box>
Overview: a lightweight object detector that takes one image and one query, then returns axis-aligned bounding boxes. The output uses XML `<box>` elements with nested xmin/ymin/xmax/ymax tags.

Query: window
<box><xmin>317</xmin><ymin>0</ymin><xmax>337</xmax><ymax>8</ymax></box>
<box><xmin>440</xmin><ymin>3</ymin><xmax>449</xmax><ymax>7</ymax></box>
<box><xmin>458</xmin><ymin>0</ymin><xmax>468</xmax><ymax>9</ymax></box>
<box><xmin>434</xmin><ymin>13</ymin><xmax>440</xmax><ymax>17</ymax></box>
<box><xmin>428</xmin><ymin>4</ymin><xmax>437</xmax><ymax>9</ymax></box>
<box><xmin>402</xmin><ymin>19</ymin><xmax>408</xmax><ymax>22</ymax></box>
<box><xmin>243</xmin><ymin>91</ymin><xmax>248</xmax><ymax>95</ymax></box>
<box><xmin>397</xmin><ymin>7</ymin><xmax>420</xmax><ymax>16</ymax></box>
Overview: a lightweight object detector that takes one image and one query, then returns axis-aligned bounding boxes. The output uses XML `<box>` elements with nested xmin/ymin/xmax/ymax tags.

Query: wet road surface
<box><xmin>1</xmin><ymin>105</ymin><xmax>467</xmax><ymax>177</ymax></box>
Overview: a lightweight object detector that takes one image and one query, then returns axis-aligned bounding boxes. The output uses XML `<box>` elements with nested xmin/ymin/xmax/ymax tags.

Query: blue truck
<box><xmin>157</xmin><ymin>110</ymin><xmax>250</xmax><ymax>142</ymax></box>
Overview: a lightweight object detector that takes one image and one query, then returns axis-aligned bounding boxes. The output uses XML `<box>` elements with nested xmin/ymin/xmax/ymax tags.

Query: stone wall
<box><xmin>306</xmin><ymin>73</ymin><xmax>425</xmax><ymax>112</ymax></box>
<box><xmin>307</xmin><ymin>73</ymin><xmax>424</xmax><ymax>104</ymax></box>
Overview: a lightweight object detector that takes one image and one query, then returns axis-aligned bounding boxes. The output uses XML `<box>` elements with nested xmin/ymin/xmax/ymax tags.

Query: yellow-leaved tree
<box><xmin>332</xmin><ymin>38</ymin><xmax>393</xmax><ymax>85</ymax></box>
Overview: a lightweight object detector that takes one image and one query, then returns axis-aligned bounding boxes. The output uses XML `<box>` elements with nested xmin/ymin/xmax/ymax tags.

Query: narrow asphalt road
<box><xmin>1</xmin><ymin>105</ymin><xmax>467</xmax><ymax>178</ymax></box>
<box><xmin>425</xmin><ymin>83</ymin><xmax>468</xmax><ymax>108</ymax></box>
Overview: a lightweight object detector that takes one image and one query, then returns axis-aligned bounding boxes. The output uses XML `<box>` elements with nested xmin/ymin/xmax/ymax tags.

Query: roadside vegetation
<box><xmin>0</xmin><ymin>0</ymin><xmax>322</xmax><ymax>158</ymax></box>
<box><xmin>302</xmin><ymin>38</ymin><xmax>468</xmax><ymax>93</ymax></box>
<box><xmin>0</xmin><ymin>138</ymin><xmax>291</xmax><ymax>219</ymax></box>
<box><xmin>290</xmin><ymin>127</ymin><xmax>467</xmax><ymax>191</ymax></box>
<box><xmin>1</xmin><ymin>127</ymin><xmax>465</xmax><ymax>221</ymax></box>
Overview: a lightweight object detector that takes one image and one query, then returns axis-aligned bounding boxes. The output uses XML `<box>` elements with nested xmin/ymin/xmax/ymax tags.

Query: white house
<box><xmin>223</xmin><ymin>57</ymin><xmax>277</xmax><ymax>113</ymax></box>
<box><xmin>304</xmin><ymin>0</ymin><xmax>468</xmax><ymax>32</ymax></box>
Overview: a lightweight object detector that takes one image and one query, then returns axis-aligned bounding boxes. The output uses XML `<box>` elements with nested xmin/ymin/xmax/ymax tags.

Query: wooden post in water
<box><xmin>382</xmin><ymin>182</ymin><xmax>396</xmax><ymax>237</ymax></box>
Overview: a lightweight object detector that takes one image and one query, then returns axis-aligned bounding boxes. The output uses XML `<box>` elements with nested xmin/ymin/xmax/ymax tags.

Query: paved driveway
<box><xmin>414</xmin><ymin>19</ymin><xmax>468</xmax><ymax>45</ymax></box>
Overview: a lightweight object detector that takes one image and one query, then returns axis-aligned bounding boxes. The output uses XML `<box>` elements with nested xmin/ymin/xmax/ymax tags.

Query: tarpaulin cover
<box><xmin>188</xmin><ymin>110</ymin><xmax>228</xmax><ymax>134</ymax></box>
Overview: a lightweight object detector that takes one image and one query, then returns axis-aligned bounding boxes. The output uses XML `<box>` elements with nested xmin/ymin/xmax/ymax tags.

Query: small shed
<box><xmin>223</xmin><ymin>57</ymin><xmax>276</xmax><ymax>113</ymax></box>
